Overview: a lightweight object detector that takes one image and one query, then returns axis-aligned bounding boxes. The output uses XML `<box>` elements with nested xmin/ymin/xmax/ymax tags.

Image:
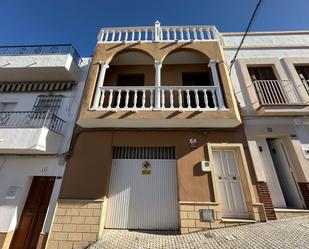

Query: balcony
<box><xmin>253</xmin><ymin>80</ymin><xmax>309</xmax><ymax>116</ymax></box>
<box><xmin>0</xmin><ymin>111</ymin><xmax>65</xmax><ymax>154</ymax></box>
<box><xmin>97</xmin><ymin>21</ymin><xmax>221</xmax><ymax>44</ymax></box>
<box><xmin>98</xmin><ymin>86</ymin><xmax>221</xmax><ymax>111</ymax></box>
<box><xmin>0</xmin><ymin>44</ymin><xmax>82</xmax><ymax>82</ymax></box>
<box><xmin>79</xmin><ymin>24</ymin><xmax>241</xmax><ymax>128</ymax></box>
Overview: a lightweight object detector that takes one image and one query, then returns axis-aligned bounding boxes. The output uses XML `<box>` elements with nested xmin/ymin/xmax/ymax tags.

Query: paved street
<box><xmin>88</xmin><ymin>216</ymin><xmax>309</xmax><ymax>249</ymax></box>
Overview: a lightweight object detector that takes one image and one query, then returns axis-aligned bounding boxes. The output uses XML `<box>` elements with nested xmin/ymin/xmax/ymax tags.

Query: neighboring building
<box><xmin>46</xmin><ymin>22</ymin><xmax>266</xmax><ymax>248</ymax></box>
<box><xmin>223</xmin><ymin>31</ymin><xmax>309</xmax><ymax>220</ymax></box>
<box><xmin>0</xmin><ymin>44</ymin><xmax>90</xmax><ymax>249</ymax></box>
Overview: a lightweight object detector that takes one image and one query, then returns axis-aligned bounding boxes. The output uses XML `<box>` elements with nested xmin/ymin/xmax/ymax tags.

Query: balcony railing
<box><xmin>253</xmin><ymin>80</ymin><xmax>303</xmax><ymax>105</ymax></box>
<box><xmin>0</xmin><ymin>44</ymin><xmax>82</xmax><ymax>65</ymax></box>
<box><xmin>98</xmin><ymin>86</ymin><xmax>223</xmax><ymax>111</ymax></box>
<box><xmin>97</xmin><ymin>21</ymin><xmax>220</xmax><ymax>43</ymax></box>
<box><xmin>0</xmin><ymin>111</ymin><xmax>65</xmax><ymax>134</ymax></box>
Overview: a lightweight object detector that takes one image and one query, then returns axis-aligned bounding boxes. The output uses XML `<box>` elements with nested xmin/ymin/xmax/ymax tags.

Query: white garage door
<box><xmin>105</xmin><ymin>147</ymin><xmax>178</xmax><ymax>230</ymax></box>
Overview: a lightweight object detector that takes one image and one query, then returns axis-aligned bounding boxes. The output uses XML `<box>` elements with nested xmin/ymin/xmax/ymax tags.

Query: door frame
<box><xmin>207</xmin><ymin>143</ymin><xmax>257</xmax><ymax>218</ymax></box>
<box><xmin>9</xmin><ymin>176</ymin><xmax>55</xmax><ymax>249</ymax></box>
<box><xmin>266</xmin><ymin>137</ymin><xmax>306</xmax><ymax>209</ymax></box>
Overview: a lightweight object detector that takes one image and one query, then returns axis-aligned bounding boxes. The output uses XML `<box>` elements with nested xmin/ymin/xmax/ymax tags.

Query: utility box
<box><xmin>199</xmin><ymin>209</ymin><xmax>214</xmax><ymax>222</ymax></box>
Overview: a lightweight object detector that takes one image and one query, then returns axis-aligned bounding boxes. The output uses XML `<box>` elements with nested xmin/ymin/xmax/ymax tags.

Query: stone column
<box><xmin>92</xmin><ymin>61</ymin><xmax>109</xmax><ymax>109</ymax></box>
<box><xmin>154</xmin><ymin>60</ymin><xmax>162</xmax><ymax>109</ymax></box>
<box><xmin>208</xmin><ymin>60</ymin><xmax>225</xmax><ymax>109</ymax></box>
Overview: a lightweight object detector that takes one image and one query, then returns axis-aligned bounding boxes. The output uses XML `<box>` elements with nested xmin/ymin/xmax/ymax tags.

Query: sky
<box><xmin>1</xmin><ymin>0</ymin><xmax>309</xmax><ymax>56</ymax></box>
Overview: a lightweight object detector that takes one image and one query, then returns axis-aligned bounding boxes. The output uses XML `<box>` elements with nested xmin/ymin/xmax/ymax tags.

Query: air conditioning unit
<box><xmin>200</xmin><ymin>161</ymin><xmax>211</xmax><ymax>172</ymax></box>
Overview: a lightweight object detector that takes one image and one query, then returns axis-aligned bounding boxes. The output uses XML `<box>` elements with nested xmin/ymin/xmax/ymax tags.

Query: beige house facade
<box><xmin>46</xmin><ymin>22</ymin><xmax>267</xmax><ymax>248</ymax></box>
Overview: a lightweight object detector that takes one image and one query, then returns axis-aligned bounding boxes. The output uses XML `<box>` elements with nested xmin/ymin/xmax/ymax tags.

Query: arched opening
<box><xmin>161</xmin><ymin>50</ymin><xmax>217</xmax><ymax>109</ymax></box>
<box><xmin>102</xmin><ymin>50</ymin><xmax>155</xmax><ymax>109</ymax></box>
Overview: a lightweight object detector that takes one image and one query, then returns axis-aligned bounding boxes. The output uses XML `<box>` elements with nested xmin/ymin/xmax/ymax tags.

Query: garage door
<box><xmin>105</xmin><ymin>147</ymin><xmax>178</xmax><ymax>230</ymax></box>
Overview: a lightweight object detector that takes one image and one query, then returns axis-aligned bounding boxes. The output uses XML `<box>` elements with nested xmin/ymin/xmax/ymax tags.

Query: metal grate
<box><xmin>113</xmin><ymin>147</ymin><xmax>176</xmax><ymax>159</ymax></box>
<box><xmin>32</xmin><ymin>94</ymin><xmax>63</xmax><ymax>115</ymax></box>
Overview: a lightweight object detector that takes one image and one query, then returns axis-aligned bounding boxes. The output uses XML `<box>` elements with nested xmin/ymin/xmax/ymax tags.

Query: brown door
<box><xmin>10</xmin><ymin>176</ymin><xmax>55</xmax><ymax>249</ymax></box>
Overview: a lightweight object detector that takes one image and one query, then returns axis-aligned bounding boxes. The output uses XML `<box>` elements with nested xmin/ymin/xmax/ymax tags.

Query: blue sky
<box><xmin>1</xmin><ymin>0</ymin><xmax>308</xmax><ymax>56</ymax></box>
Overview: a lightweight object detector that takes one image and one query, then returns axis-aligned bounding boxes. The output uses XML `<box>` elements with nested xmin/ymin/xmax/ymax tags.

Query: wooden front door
<box><xmin>213</xmin><ymin>150</ymin><xmax>248</xmax><ymax>218</ymax></box>
<box><xmin>10</xmin><ymin>176</ymin><xmax>55</xmax><ymax>249</ymax></box>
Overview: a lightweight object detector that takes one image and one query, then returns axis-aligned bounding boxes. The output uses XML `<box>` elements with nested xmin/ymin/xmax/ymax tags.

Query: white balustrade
<box><xmin>97</xmin><ymin>22</ymin><xmax>221</xmax><ymax>43</ymax></box>
<box><xmin>253</xmin><ymin>80</ymin><xmax>302</xmax><ymax>105</ymax></box>
<box><xmin>98</xmin><ymin>86</ymin><xmax>221</xmax><ymax>111</ymax></box>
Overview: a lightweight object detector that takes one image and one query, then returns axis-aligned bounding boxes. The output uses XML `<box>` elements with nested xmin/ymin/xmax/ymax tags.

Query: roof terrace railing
<box><xmin>97</xmin><ymin>21</ymin><xmax>221</xmax><ymax>44</ymax></box>
<box><xmin>0</xmin><ymin>44</ymin><xmax>82</xmax><ymax>65</ymax></box>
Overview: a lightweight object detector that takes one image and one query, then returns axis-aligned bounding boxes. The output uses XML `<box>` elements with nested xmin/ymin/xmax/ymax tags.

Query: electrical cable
<box><xmin>228</xmin><ymin>0</ymin><xmax>263</xmax><ymax>74</ymax></box>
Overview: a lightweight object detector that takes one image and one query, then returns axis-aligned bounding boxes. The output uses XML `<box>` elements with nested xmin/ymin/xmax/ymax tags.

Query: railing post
<box><xmin>154</xmin><ymin>20</ymin><xmax>161</xmax><ymax>42</ymax></box>
<box><xmin>208</xmin><ymin>59</ymin><xmax>225</xmax><ymax>109</ymax></box>
<box><xmin>92</xmin><ymin>61</ymin><xmax>109</xmax><ymax>109</ymax></box>
<box><xmin>154</xmin><ymin>60</ymin><xmax>162</xmax><ymax>109</ymax></box>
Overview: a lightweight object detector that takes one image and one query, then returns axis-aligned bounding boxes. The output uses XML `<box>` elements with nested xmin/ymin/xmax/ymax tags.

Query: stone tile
<box><xmin>58</xmin><ymin>241</ymin><xmax>73</xmax><ymax>249</ymax></box>
<box><xmin>82</xmin><ymin>232</ymin><xmax>97</xmax><ymax>241</ymax></box>
<box><xmin>66</xmin><ymin>209</ymin><xmax>80</xmax><ymax>216</ymax></box>
<box><xmin>67</xmin><ymin>232</ymin><xmax>82</xmax><ymax>241</ymax></box>
<box><xmin>85</xmin><ymin>217</ymin><xmax>100</xmax><ymax>225</ymax></box>
<box><xmin>71</xmin><ymin>216</ymin><xmax>86</xmax><ymax>224</ymax></box>
<box><xmin>76</xmin><ymin>224</ymin><xmax>91</xmax><ymax>233</ymax></box>
<box><xmin>53</xmin><ymin>232</ymin><xmax>68</xmax><ymax>241</ymax></box>
<box><xmin>80</xmin><ymin>209</ymin><xmax>93</xmax><ymax>216</ymax></box>
<box><xmin>62</xmin><ymin>224</ymin><xmax>77</xmax><ymax>232</ymax></box>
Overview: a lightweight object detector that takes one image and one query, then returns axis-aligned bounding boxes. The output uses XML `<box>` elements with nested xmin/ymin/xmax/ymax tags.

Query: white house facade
<box><xmin>0</xmin><ymin>44</ymin><xmax>90</xmax><ymax>249</ymax></box>
<box><xmin>223</xmin><ymin>31</ymin><xmax>309</xmax><ymax>220</ymax></box>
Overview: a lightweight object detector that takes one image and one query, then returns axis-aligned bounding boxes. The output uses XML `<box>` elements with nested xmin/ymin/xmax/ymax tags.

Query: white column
<box><xmin>154</xmin><ymin>60</ymin><xmax>162</xmax><ymax>109</ymax></box>
<box><xmin>154</xmin><ymin>20</ymin><xmax>161</xmax><ymax>42</ymax></box>
<box><xmin>92</xmin><ymin>61</ymin><xmax>109</xmax><ymax>109</ymax></box>
<box><xmin>208</xmin><ymin>59</ymin><xmax>225</xmax><ymax>108</ymax></box>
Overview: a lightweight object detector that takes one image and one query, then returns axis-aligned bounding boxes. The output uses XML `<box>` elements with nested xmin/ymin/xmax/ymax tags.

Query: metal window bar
<box><xmin>32</xmin><ymin>94</ymin><xmax>64</xmax><ymax>115</ymax></box>
<box><xmin>113</xmin><ymin>147</ymin><xmax>176</xmax><ymax>159</ymax></box>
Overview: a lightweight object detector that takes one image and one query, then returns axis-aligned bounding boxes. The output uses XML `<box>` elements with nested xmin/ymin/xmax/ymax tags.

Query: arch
<box><xmin>106</xmin><ymin>48</ymin><xmax>155</xmax><ymax>65</ymax></box>
<box><xmin>161</xmin><ymin>48</ymin><xmax>211</xmax><ymax>64</ymax></box>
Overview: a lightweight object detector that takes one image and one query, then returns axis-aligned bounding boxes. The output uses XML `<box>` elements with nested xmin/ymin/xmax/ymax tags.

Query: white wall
<box><xmin>222</xmin><ymin>31</ymin><xmax>309</xmax><ymax>185</ymax></box>
<box><xmin>223</xmin><ymin>31</ymin><xmax>309</xmax><ymax>108</ymax></box>
<box><xmin>0</xmin><ymin>57</ymin><xmax>91</xmax><ymax>234</ymax></box>
<box><xmin>0</xmin><ymin>157</ymin><xmax>64</xmax><ymax>232</ymax></box>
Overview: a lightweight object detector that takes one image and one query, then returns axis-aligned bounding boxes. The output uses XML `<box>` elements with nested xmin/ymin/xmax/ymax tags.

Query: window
<box><xmin>32</xmin><ymin>95</ymin><xmax>63</xmax><ymax>114</ymax></box>
<box><xmin>247</xmin><ymin>66</ymin><xmax>277</xmax><ymax>81</ymax></box>
<box><xmin>182</xmin><ymin>72</ymin><xmax>215</xmax><ymax>108</ymax></box>
<box><xmin>248</xmin><ymin>66</ymin><xmax>287</xmax><ymax>104</ymax></box>
<box><xmin>116</xmin><ymin>74</ymin><xmax>144</xmax><ymax>108</ymax></box>
<box><xmin>295</xmin><ymin>65</ymin><xmax>309</xmax><ymax>94</ymax></box>
<box><xmin>0</xmin><ymin>102</ymin><xmax>17</xmax><ymax>125</ymax></box>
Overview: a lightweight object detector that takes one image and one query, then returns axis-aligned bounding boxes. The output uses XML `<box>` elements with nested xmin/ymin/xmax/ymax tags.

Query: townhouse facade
<box><xmin>0</xmin><ymin>44</ymin><xmax>90</xmax><ymax>249</ymax></box>
<box><xmin>46</xmin><ymin>22</ymin><xmax>267</xmax><ymax>248</ymax></box>
<box><xmin>223</xmin><ymin>31</ymin><xmax>309</xmax><ymax>219</ymax></box>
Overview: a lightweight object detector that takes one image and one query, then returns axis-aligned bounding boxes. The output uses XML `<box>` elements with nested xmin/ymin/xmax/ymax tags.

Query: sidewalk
<box><xmin>88</xmin><ymin>216</ymin><xmax>309</xmax><ymax>249</ymax></box>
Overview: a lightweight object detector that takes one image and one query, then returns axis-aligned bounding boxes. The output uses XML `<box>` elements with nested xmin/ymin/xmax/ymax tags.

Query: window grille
<box><xmin>32</xmin><ymin>94</ymin><xmax>63</xmax><ymax>115</ymax></box>
<box><xmin>113</xmin><ymin>147</ymin><xmax>176</xmax><ymax>159</ymax></box>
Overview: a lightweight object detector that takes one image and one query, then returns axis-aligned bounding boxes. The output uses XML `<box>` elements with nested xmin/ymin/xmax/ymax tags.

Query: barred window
<box><xmin>32</xmin><ymin>95</ymin><xmax>63</xmax><ymax>114</ymax></box>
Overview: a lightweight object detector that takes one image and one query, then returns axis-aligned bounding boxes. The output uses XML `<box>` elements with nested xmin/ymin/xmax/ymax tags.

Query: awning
<box><xmin>0</xmin><ymin>81</ymin><xmax>76</xmax><ymax>92</ymax></box>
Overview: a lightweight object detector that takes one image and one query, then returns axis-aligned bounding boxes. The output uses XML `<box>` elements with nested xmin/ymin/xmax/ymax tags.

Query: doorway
<box><xmin>213</xmin><ymin>149</ymin><xmax>248</xmax><ymax>218</ymax></box>
<box><xmin>9</xmin><ymin>176</ymin><xmax>55</xmax><ymax>249</ymax></box>
<box><xmin>266</xmin><ymin>138</ymin><xmax>304</xmax><ymax>209</ymax></box>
